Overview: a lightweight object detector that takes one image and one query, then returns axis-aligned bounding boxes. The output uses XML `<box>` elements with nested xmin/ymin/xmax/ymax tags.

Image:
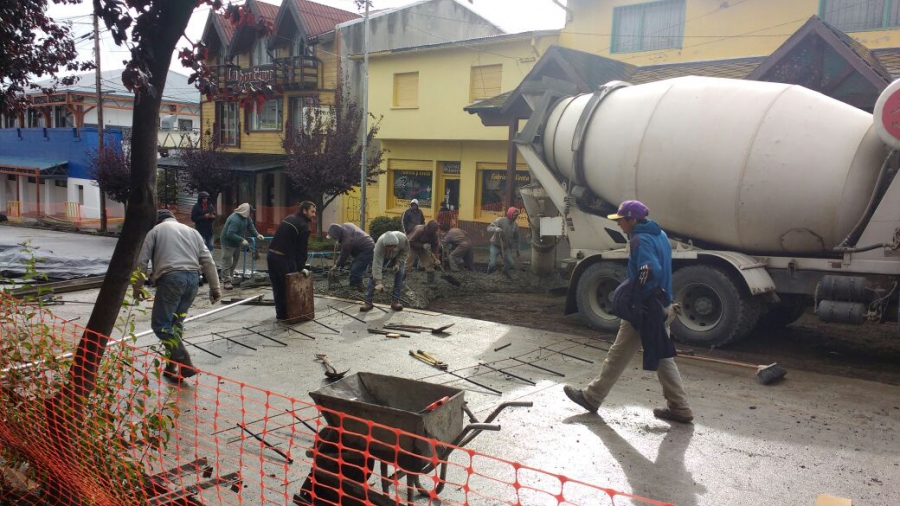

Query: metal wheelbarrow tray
<box><xmin>302</xmin><ymin>372</ymin><xmax>531</xmax><ymax>504</ymax></box>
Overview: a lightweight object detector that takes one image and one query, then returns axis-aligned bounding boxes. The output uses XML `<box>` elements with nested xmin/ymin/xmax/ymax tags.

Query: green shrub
<box><xmin>368</xmin><ymin>216</ymin><xmax>403</xmax><ymax>243</ymax></box>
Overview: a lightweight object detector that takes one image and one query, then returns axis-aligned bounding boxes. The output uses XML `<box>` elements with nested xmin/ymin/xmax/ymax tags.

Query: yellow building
<box><xmin>346</xmin><ymin>31</ymin><xmax>559</xmax><ymax>238</ymax></box>
<box><xmin>199</xmin><ymin>0</ymin><xmax>359</xmax><ymax>233</ymax></box>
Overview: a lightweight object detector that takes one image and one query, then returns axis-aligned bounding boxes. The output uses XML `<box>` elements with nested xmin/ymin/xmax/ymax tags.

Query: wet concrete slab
<box><xmin>4</xmin><ymin>225</ymin><xmax>898</xmax><ymax>505</ymax></box>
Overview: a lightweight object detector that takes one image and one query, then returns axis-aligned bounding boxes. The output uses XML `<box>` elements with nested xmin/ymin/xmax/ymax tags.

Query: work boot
<box><xmin>178</xmin><ymin>353</ymin><xmax>199</xmax><ymax>380</ymax></box>
<box><xmin>563</xmin><ymin>385</ymin><xmax>598</xmax><ymax>413</ymax></box>
<box><xmin>360</xmin><ymin>302</ymin><xmax>374</xmax><ymax>312</ymax></box>
<box><xmin>162</xmin><ymin>361</ymin><xmax>180</xmax><ymax>383</ymax></box>
<box><xmin>391</xmin><ymin>301</ymin><xmax>403</xmax><ymax>311</ymax></box>
<box><xmin>224</xmin><ymin>280</ymin><xmax>233</xmax><ymax>290</ymax></box>
<box><xmin>653</xmin><ymin>408</ymin><xmax>693</xmax><ymax>424</ymax></box>
<box><xmin>426</xmin><ymin>272</ymin><xmax>435</xmax><ymax>284</ymax></box>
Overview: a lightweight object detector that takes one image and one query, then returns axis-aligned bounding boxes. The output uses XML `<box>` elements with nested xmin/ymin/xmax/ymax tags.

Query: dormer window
<box><xmin>293</xmin><ymin>36</ymin><xmax>315</xmax><ymax>58</ymax></box>
<box><xmin>253</xmin><ymin>39</ymin><xmax>272</xmax><ymax>66</ymax></box>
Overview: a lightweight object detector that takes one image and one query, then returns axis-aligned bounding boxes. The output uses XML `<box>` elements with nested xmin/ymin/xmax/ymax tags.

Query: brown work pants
<box><xmin>448</xmin><ymin>241</ymin><xmax>474</xmax><ymax>270</ymax></box>
<box><xmin>405</xmin><ymin>248</ymin><xmax>435</xmax><ymax>273</ymax></box>
<box><xmin>583</xmin><ymin>307</ymin><xmax>692</xmax><ymax>416</ymax></box>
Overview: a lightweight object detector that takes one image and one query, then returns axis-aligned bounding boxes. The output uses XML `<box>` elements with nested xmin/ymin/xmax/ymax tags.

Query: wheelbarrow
<box><xmin>295</xmin><ymin>372</ymin><xmax>531</xmax><ymax>505</ymax></box>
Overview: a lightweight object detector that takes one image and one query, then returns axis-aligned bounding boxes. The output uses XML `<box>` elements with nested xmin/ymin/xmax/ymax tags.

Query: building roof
<box><xmin>873</xmin><ymin>48</ymin><xmax>900</xmax><ymax>78</ymax></box>
<box><xmin>217</xmin><ymin>13</ymin><xmax>236</xmax><ymax>44</ymax></box>
<box><xmin>362</xmin><ymin>30</ymin><xmax>557</xmax><ymax>57</ymax></box>
<box><xmin>291</xmin><ymin>0</ymin><xmax>359</xmax><ymax>37</ymax></box>
<box><xmin>336</xmin><ymin>0</ymin><xmax>502</xmax><ymax>33</ymax></box>
<box><xmin>35</xmin><ymin>69</ymin><xmax>199</xmax><ymax>105</ymax></box>
<box><xmin>630</xmin><ymin>56</ymin><xmax>765</xmax><ymax>84</ymax></box>
<box><xmin>256</xmin><ymin>0</ymin><xmax>280</xmax><ymax>23</ymax></box>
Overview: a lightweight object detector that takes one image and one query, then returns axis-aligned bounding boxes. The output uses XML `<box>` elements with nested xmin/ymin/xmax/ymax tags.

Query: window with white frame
<box><xmin>821</xmin><ymin>0</ymin><xmax>900</xmax><ymax>32</ymax></box>
<box><xmin>216</xmin><ymin>102</ymin><xmax>240</xmax><ymax>146</ymax></box>
<box><xmin>253</xmin><ymin>39</ymin><xmax>273</xmax><ymax>66</ymax></box>
<box><xmin>612</xmin><ymin>0</ymin><xmax>686</xmax><ymax>53</ymax></box>
<box><xmin>250</xmin><ymin>98</ymin><xmax>282</xmax><ymax>131</ymax></box>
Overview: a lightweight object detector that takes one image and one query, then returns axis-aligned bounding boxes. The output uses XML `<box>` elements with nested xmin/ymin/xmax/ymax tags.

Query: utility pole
<box><xmin>359</xmin><ymin>0</ymin><xmax>370</xmax><ymax>229</ymax></box>
<box><xmin>94</xmin><ymin>12</ymin><xmax>107</xmax><ymax>233</ymax></box>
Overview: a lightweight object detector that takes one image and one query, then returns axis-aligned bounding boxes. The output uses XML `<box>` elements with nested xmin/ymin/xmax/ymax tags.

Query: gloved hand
<box><xmin>392</xmin><ymin>264</ymin><xmax>401</xmax><ymax>273</ymax></box>
<box><xmin>301</xmin><ymin>269</ymin><xmax>310</xmax><ymax>278</ymax></box>
<box><xmin>132</xmin><ymin>285</ymin><xmax>146</xmax><ymax>303</ymax></box>
<box><xmin>240</xmin><ymin>239</ymin><xmax>249</xmax><ymax>248</ymax></box>
<box><xmin>638</xmin><ymin>264</ymin><xmax>652</xmax><ymax>285</ymax></box>
<box><xmin>423</xmin><ymin>243</ymin><xmax>432</xmax><ymax>253</ymax></box>
<box><xmin>257</xmin><ymin>234</ymin><xmax>265</xmax><ymax>241</ymax></box>
<box><xmin>209</xmin><ymin>287</ymin><xmax>222</xmax><ymax>304</ymax></box>
<box><xmin>375</xmin><ymin>283</ymin><xmax>385</xmax><ymax>292</ymax></box>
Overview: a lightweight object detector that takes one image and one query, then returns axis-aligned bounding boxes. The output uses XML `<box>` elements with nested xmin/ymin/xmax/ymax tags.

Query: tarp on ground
<box><xmin>0</xmin><ymin>244</ymin><xmax>109</xmax><ymax>281</ymax></box>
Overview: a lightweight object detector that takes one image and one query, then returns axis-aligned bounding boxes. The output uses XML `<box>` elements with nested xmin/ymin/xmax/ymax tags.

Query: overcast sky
<box><xmin>46</xmin><ymin>0</ymin><xmax>567</xmax><ymax>79</ymax></box>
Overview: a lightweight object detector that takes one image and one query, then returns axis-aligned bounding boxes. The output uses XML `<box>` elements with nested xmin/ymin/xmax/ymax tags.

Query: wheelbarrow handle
<box><xmin>482</xmin><ymin>401</ymin><xmax>534</xmax><ymax>424</ymax></box>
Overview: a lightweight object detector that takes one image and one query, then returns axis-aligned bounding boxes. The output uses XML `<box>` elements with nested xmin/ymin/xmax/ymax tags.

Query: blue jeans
<box><xmin>487</xmin><ymin>244</ymin><xmax>514</xmax><ymax>273</ymax></box>
<box><xmin>199</xmin><ymin>231</ymin><xmax>214</xmax><ymax>255</ymax></box>
<box><xmin>151</xmin><ymin>270</ymin><xmax>199</xmax><ymax>362</ymax></box>
<box><xmin>366</xmin><ymin>261</ymin><xmax>406</xmax><ymax>303</ymax></box>
<box><xmin>349</xmin><ymin>250</ymin><xmax>373</xmax><ymax>286</ymax></box>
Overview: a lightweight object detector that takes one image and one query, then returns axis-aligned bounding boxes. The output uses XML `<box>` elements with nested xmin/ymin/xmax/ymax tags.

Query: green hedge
<box><xmin>368</xmin><ymin>216</ymin><xmax>403</xmax><ymax>243</ymax></box>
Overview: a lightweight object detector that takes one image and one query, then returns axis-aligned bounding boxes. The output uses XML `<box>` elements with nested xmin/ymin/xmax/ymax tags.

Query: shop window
<box><xmin>393</xmin><ymin>72</ymin><xmax>419</xmax><ymax>108</ymax></box>
<box><xmin>470</xmin><ymin>64</ymin><xmax>502</xmax><ymax>102</ymax></box>
<box><xmin>477</xmin><ymin>164</ymin><xmax>531</xmax><ymax>216</ymax></box>
<box><xmin>250</xmin><ymin>98</ymin><xmax>282</xmax><ymax>131</ymax></box>
<box><xmin>612</xmin><ymin>0</ymin><xmax>685</xmax><ymax>53</ymax></box>
<box><xmin>821</xmin><ymin>0</ymin><xmax>900</xmax><ymax>31</ymax></box>
<box><xmin>390</xmin><ymin>163</ymin><xmax>433</xmax><ymax>209</ymax></box>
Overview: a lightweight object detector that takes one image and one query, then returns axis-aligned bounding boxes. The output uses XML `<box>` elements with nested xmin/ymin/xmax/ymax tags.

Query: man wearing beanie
<box><xmin>563</xmin><ymin>200</ymin><xmax>693</xmax><ymax>424</ymax></box>
<box><xmin>327</xmin><ymin>222</ymin><xmax>375</xmax><ymax>290</ymax></box>
<box><xmin>267</xmin><ymin>201</ymin><xmax>315</xmax><ymax>320</ymax></box>
<box><xmin>486</xmin><ymin>207</ymin><xmax>521</xmax><ymax>274</ymax></box>
<box><xmin>361</xmin><ymin>231</ymin><xmax>409</xmax><ymax>312</ymax></box>
<box><xmin>135</xmin><ymin>209</ymin><xmax>222</xmax><ymax>383</ymax></box>
<box><xmin>220</xmin><ymin>203</ymin><xmax>264</xmax><ymax>290</ymax></box>
<box><xmin>401</xmin><ymin>198</ymin><xmax>425</xmax><ymax>234</ymax></box>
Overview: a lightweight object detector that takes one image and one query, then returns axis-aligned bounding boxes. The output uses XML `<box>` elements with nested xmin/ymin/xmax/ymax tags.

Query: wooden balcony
<box><xmin>210</xmin><ymin>56</ymin><xmax>319</xmax><ymax>94</ymax></box>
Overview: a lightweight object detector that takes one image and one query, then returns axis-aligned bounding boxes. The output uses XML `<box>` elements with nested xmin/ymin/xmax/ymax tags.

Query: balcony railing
<box><xmin>210</xmin><ymin>56</ymin><xmax>320</xmax><ymax>94</ymax></box>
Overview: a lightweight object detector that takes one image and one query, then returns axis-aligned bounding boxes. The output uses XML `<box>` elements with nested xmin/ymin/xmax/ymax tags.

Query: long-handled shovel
<box><xmin>431</xmin><ymin>252</ymin><xmax>461</xmax><ymax>287</ymax></box>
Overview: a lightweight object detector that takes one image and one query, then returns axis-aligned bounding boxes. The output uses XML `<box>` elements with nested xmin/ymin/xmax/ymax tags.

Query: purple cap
<box><xmin>607</xmin><ymin>200</ymin><xmax>649</xmax><ymax>220</ymax></box>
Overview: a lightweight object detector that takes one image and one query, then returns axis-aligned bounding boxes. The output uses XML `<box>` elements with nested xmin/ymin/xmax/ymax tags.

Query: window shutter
<box><xmin>470</xmin><ymin>65</ymin><xmax>502</xmax><ymax>101</ymax></box>
<box><xmin>393</xmin><ymin>73</ymin><xmax>419</xmax><ymax>108</ymax></box>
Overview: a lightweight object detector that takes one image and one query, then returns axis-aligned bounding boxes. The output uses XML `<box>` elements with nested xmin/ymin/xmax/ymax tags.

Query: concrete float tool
<box><xmin>677</xmin><ymin>351</ymin><xmax>787</xmax><ymax>385</ymax></box>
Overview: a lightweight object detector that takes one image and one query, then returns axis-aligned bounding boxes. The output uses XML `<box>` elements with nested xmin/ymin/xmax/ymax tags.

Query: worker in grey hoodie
<box><xmin>327</xmin><ymin>222</ymin><xmax>375</xmax><ymax>290</ymax></box>
<box><xmin>135</xmin><ymin>210</ymin><xmax>221</xmax><ymax>383</ymax></box>
<box><xmin>220</xmin><ymin>203</ymin><xmax>264</xmax><ymax>290</ymax></box>
<box><xmin>486</xmin><ymin>206</ymin><xmax>521</xmax><ymax>274</ymax></box>
<box><xmin>360</xmin><ymin>231</ymin><xmax>409</xmax><ymax>312</ymax></box>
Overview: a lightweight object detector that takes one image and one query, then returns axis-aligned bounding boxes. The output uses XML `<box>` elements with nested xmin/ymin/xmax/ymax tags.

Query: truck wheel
<box><xmin>575</xmin><ymin>262</ymin><xmax>627</xmax><ymax>333</ymax></box>
<box><xmin>756</xmin><ymin>299</ymin><xmax>806</xmax><ymax>331</ymax></box>
<box><xmin>671</xmin><ymin>265</ymin><xmax>760</xmax><ymax>347</ymax></box>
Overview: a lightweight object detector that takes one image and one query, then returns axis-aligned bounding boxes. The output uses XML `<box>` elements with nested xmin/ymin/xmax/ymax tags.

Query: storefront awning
<box><xmin>158</xmin><ymin>152</ymin><xmax>286</xmax><ymax>173</ymax></box>
<box><xmin>0</xmin><ymin>156</ymin><xmax>68</xmax><ymax>179</ymax></box>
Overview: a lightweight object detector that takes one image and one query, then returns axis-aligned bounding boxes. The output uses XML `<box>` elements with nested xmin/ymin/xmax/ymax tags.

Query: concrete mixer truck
<box><xmin>516</xmin><ymin>76</ymin><xmax>900</xmax><ymax>347</ymax></box>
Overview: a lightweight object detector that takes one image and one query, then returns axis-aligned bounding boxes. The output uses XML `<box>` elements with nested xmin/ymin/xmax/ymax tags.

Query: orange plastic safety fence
<box><xmin>0</xmin><ymin>294</ymin><xmax>673</xmax><ymax>506</ymax></box>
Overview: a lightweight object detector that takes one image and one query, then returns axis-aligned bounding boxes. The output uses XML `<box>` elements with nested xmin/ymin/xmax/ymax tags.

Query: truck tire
<box><xmin>575</xmin><ymin>262</ymin><xmax>627</xmax><ymax>333</ymax></box>
<box><xmin>671</xmin><ymin>265</ymin><xmax>760</xmax><ymax>347</ymax></box>
<box><xmin>756</xmin><ymin>300</ymin><xmax>806</xmax><ymax>331</ymax></box>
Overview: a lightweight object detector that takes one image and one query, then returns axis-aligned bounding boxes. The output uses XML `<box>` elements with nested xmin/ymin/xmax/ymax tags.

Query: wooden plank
<box><xmin>286</xmin><ymin>271</ymin><xmax>314</xmax><ymax>321</ymax></box>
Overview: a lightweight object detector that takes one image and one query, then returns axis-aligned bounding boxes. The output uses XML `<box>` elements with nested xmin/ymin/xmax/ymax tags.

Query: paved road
<box><xmin>4</xmin><ymin>225</ymin><xmax>897</xmax><ymax>505</ymax></box>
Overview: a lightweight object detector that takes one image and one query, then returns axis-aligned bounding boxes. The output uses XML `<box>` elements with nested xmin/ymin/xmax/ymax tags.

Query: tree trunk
<box><xmin>45</xmin><ymin>3</ymin><xmax>198</xmax><ymax>501</ymax></box>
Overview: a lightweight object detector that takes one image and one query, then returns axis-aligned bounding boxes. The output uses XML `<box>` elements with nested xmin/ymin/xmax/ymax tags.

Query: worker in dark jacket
<box><xmin>327</xmin><ymin>222</ymin><xmax>375</xmax><ymax>290</ymax></box>
<box><xmin>401</xmin><ymin>199</ymin><xmax>425</xmax><ymax>234</ymax></box>
<box><xmin>267</xmin><ymin>201</ymin><xmax>315</xmax><ymax>321</ymax></box>
<box><xmin>405</xmin><ymin>220</ymin><xmax>440</xmax><ymax>284</ymax></box>
<box><xmin>563</xmin><ymin>200</ymin><xmax>692</xmax><ymax>423</ymax></box>
<box><xmin>440</xmin><ymin>223</ymin><xmax>474</xmax><ymax>271</ymax></box>
<box><xmin>190</xmin><ymin>191</ymin><xmax>217</xmax><ymax>255</ymax></box>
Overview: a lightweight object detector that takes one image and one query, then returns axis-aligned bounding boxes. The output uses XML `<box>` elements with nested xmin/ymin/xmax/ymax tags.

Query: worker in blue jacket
<box><xmin>563</xmin><ymin>200</ymin><xmax>693</xmax><ymax>423</ymax></box>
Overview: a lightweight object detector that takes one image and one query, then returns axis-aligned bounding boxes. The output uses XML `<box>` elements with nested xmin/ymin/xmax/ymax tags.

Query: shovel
<box><xmin>385</xmin><ymin>322</ymin><xmax>455</xmax><ymax>335</ymax></box>
<box><xmin>431</xmin><ymin>252</ymin><xmax>462</xmax><ymax>287</ymax></box>
<box><xmin>498</xmin><ymin>238</ymin><xmax>512</xmax><ymax>280</ymax></box>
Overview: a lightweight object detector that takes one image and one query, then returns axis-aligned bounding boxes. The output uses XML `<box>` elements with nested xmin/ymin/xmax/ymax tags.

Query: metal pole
<box><xmin>94</xmin><ymin>12</ymin><xmax>107</xmax><ymax>233</ymax></box>
<box><xmin>359</xmin><ymin>0</ymin><xmax>370</xmax><ymax>229</ymax></box>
